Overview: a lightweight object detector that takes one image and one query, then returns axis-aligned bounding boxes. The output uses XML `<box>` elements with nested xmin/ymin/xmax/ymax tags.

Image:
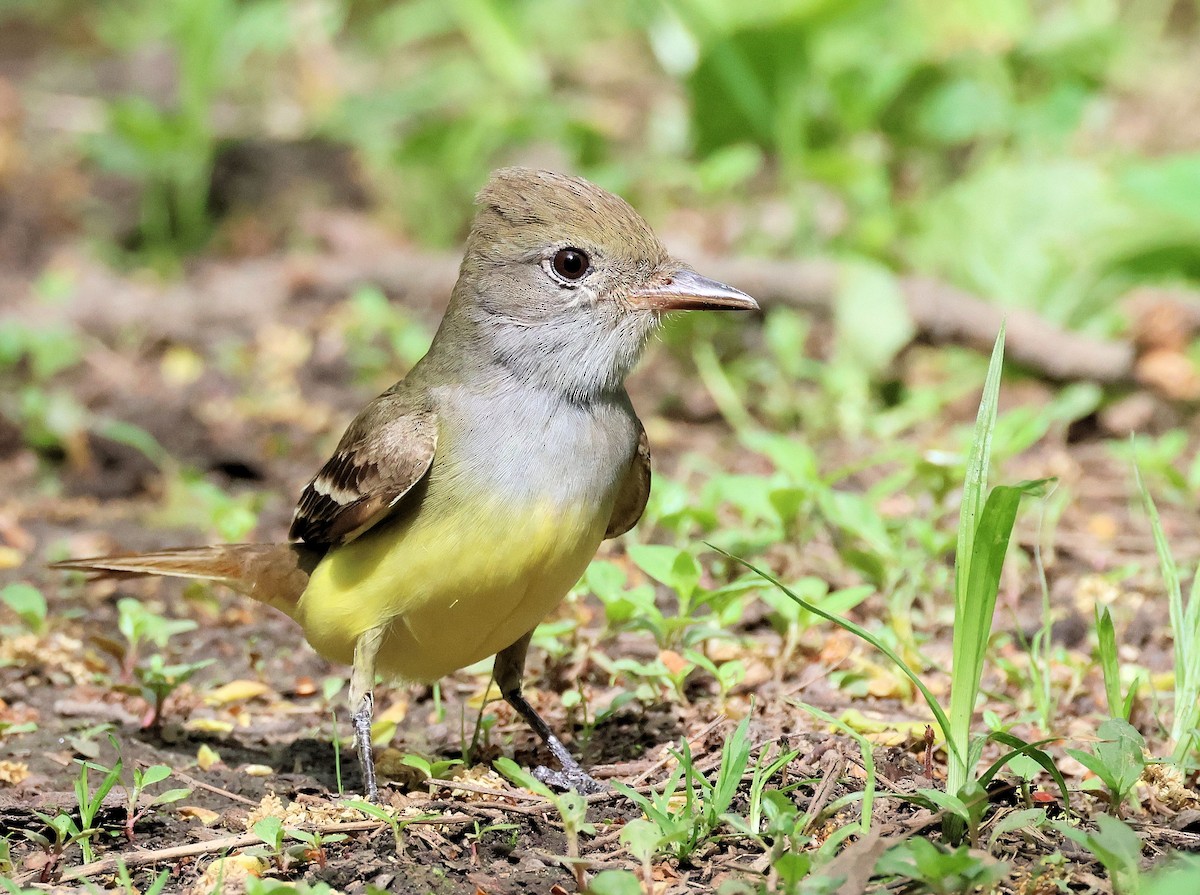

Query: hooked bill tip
<box><xmin>628</xmin><ymin>269</ymin><xmax>758</xmax><ymax>312</ymax></box>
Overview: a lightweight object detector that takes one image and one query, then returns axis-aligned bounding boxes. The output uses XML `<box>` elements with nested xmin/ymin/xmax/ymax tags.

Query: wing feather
<box><xmin>605</xmin><ymin>422</ymin><xmax>650</xmax><ymax>539</ymax></box>
<box><xmin>290</xmin><ymin>390</ymin><xmax>438</xmax><ymax>548</ymax></box>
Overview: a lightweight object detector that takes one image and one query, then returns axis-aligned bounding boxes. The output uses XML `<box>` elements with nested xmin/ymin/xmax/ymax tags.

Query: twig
<box><xmin>801</xmin><ymin>757</ymin><xmax>846</xmax><ymax>835</ymax></box>
<box><xmin>300</xmin><ymin>250</ymin><xmax>1139</xmax><ymax>385</ymax></box>
<box><xmin>163</xmin><ymin>767</ymin><xmax>258</xmax><ymax>807</ymax></box>
<box><xmin>14</xmin><ymin>247</ymin><xmax>1140</xmax><ymax>389</ymax></box>
<box><xmin>55</xmin><ymin>815</ymin><xmax>473</xmax><ymax>883</ymax></box>
<box><xmin>425</xmin><ymin>778</ymin><xmax>548</xmax><ymax>803</ymax></box>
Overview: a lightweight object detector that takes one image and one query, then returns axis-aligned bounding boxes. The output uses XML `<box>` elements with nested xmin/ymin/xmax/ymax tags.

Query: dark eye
<box><xmin>552</xmin><ymin>247</ymin><xmax>590</xmax><ymax>281</ymax></box>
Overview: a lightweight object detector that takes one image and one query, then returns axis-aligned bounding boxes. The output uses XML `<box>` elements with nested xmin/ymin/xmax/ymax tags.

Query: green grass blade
<box><xmin>723</xmin><ymin>547</ymin><xmax>959</xmax><ymax>767</ymax></box>
<box><xmin>1134</xmin><ymin>459</ymin><xmax>1200</xmax><ymax>762</ymax></box>
<box><xmin>948</xmin><ymin>483</ymin><xmax>1022</xmax><ymax>795</ymax></box>
<box><xmin>1096</xmin><ymin>606</ymin><xmax>1125</xmax><ymax>721</ymax></box>
<box><xmin>980</xmin><ymin>731</ymin><xmax>1071</xmax><ymax>813</ymax></box>
<box><xmin>954</xmin><ymin>324</ymin><xmax>1006</xmax><ymax>621</ymax></box>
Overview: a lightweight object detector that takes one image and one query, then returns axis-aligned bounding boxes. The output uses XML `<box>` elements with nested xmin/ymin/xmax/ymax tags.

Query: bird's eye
<box><xmin>551</xmin><ymin>247</ymin><xmax>590</xmax><ymax>281</ymax></box>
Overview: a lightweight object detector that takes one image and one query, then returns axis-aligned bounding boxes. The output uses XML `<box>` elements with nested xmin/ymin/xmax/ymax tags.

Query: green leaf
<box><xmin>1121</xmin><ymin>153</ymin><xmax>1200</xmax><ymax>226</ymax></box>
<box><xmin>1055</xmin><ymin>815</ymin><xmax>1143</xmax><ymax>892</ymax></box>
<box><xmin>586</xmin><ymin>870</ymin><xmax>644</xmax><ymax>895</ymax></box>
<box><xmin>628</xmin><ymin>544</ymin><xmax>701</xmax><ymax>600</ymax></box>
<box><xmin>253</xmin><ymin>816</ymin><xmax>284</xmax><ymax>849</ymax></box>
<box><xmin>139</xmin><ymin>765</ymin><xmax>172</xmax><ymax>787</ymax></box>
<box><xmin>151</xmin><ymin>787</ymin><xmax>192</xmax><ymax>806</ymax></box>
<box><xmin>988</xmin><ymin>808</ymin><xmax>1047</xmax><ymax>851</ymax></box>
<box><xmin>835</xmin><ymin>260</ymin><xmax>915</xmax><ymax>372</ymax></box>
<box><xmin>492</xmin><ymin>757</ymin><xmax>554</xmax><ymax>799</ymax></box>
<box><xmin>981</xmin><ymin>731</ymin><xmax>1071</xmax><ymax>814</ymax></box>
<box><xmin>0</xmin><ymin>584</ymin><xmax>47</xmax><ymax>634</ymax></box>
<box><xmin>1096</xmin><ymin>605</ymin><xmax>1125</xmax><ymax>720</ymax></box>
<box><xmin>917</xmin><ymin>788</ymin><xmax>972</xmax><ymax>822</ymax></box>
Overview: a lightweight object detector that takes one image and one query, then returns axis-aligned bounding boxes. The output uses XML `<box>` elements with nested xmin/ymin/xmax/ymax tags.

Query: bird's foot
<box><xmin>535</xmin><ymin>734</ymin><xmax>608</xmax><ymax>795</ymax></box>
<box><xmin>533</xmin><ymin>763</ymin><xmax>608</xmax><ymax>795</ymax></box>
<box><xmin>352</xmin><ymin>695</ymin><xmax>380</xmax><ymax>803</ymax></box>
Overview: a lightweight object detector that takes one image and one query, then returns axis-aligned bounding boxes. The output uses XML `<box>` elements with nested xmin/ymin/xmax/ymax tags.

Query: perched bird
<box><xmin>56</xmin><ymin>168</ymin><xmax>758</xmax><ymax>798</ymax></box>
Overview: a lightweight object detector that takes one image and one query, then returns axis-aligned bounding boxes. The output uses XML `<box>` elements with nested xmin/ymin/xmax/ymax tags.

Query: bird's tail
<box><xmin>53</xmin><ymin>543</ymin><xmax>322</xmax><ymax>618</ymax></box>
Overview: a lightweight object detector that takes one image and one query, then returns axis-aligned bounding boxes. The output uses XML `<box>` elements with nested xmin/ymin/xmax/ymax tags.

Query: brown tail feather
<box><xmin>53</xmin><ymin>543</ymin><xmax>322</xmax><ymax>617</ymax></box>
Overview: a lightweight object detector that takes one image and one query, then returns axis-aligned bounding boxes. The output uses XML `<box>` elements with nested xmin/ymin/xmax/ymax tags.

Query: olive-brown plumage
<box><xmin>56</xmin><ymin>167</ymin><xmax>757</xmax><ymax>799</ymax></box>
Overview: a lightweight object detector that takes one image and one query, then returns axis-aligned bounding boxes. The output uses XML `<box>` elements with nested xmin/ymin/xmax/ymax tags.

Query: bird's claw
<box><xmin>533</xmin><ymin>763</ymin><xmax>608</xmax><ymax>795</ymax></box>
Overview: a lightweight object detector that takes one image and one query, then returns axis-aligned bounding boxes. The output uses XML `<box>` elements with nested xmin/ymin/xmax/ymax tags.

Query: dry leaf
<box><xmin>1086</xmin><ymin>513</ymin><xmax>1118</xmax><ymax>542</ymax></box>
<box><xmin>0</xmin><ymin>546</ymin><xmax>24</xmax><ymax>570</ymax></box>
<box><xmin>205</xmin><ymin>680</ymin><xmax>272</xmax><ymax>706</ymax></box>
<box><xmin>190</xmin><ymin>854</ymin><xmax>265</xmax><ymax>895</ymax></box>
<box><xmin>185</xmin><ymin>718</ymin><xmax>235</xmax><ymax>734</ymax></box>
<box><xmin>838</xmin><ymin>709</ymin><xmax>939</xmax><ymax>745</ymax></box>
<box><xmin>378</xmin><ymin>695</ymin><xmax>409</xmax><ymax>724</ymax></box>
<box><xmin>197</xmin><ymin>743</ymin><xmax>222</xmax><ymax>771</ymax></box>
<box><xmin>178</xmin><ymin>805</ymin><xmax>221</xmax><ymax>826</ymax></box>
<box><xmin>659</xmin><ymin>649</ymin><xmax>689</xmax><ymax>676</ymax></box>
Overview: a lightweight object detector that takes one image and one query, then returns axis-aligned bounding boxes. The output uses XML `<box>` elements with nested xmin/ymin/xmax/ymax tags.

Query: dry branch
<box><xmin>54</xmin><ymin>815</ymin><xmax>474</xmax><ymax>883</ymax></box>
<box><xmin>305</xmin><ymin>249</ymin><xmax>1140</xmax><ymax>386</ymax></box>
<box><xmin>15</xmin><ymin>241</ymin><xmax>1141</xmax><ymax>387</ymax></box>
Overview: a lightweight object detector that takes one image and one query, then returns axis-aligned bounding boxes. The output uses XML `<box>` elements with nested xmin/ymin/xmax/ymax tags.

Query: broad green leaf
<box><xmin>834</xmin><ymin>260</ymin><xmax>915</xmax><ymax>373</ymax></box>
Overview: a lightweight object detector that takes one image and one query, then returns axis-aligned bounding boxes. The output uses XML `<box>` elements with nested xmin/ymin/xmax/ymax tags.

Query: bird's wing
<box><xmin>605</xmin><ymin>422</ymin><xmax>651</xmax><ymax>539</ymax></box>
<box><xmin>290</xmin><ymin>391</ymin><xmax>438</xmax><ymax>548</ymax></box>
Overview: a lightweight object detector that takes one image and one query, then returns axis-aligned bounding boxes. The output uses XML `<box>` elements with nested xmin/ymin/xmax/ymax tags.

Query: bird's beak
<box><xmin>628</xmin><ymin>269</ymin><xmax>759</xmax><ymax>312</ymax></box>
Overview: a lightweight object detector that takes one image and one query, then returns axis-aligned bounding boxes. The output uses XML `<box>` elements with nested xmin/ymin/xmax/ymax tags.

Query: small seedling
<box><xmin>612</xmin><ymin>715</ymin><xmax>761</xmax><ymax>863</ymax></box>
<box><xmin>251</xmin><ymin>816</ymin><xmax>287</xmax><ymax>871</ymax></box>
<box><xmin>617</xmin><ymin>819</ymin><xmax>662</xmax><ymax>890</ymax></box>
<box><xmin>112</xmin><ymin>859</ymin><xmax>170</xmax><ymax>895</ymax></box>
<box><xmin>283</xmin><ymin>828</ymin><xmax>348</xmax><ymax>870</ymax></box>
<box><xmin>134</xmin><ymin>653</ymin><xmax>215</xmax><ymax>729</ymax></box>
<box><xmin>252</xmin><ymin>817</ymin><xmax>348</xmax><ymax>871</ymax></box>
<box><xmin>346</xmin><ymin>800</ymin><xmax>436</xmax><ymax>855</ymax></box>
<box><xmin>768</xmin><ymin>794</ymin><xmax>812</xmax><ymax>892</ymax></box>
<box><xmin>1054</xmin><ymin>814</ymin><xmax>1143</xmax><ymax>894</ymax></box>
<box><xmin>0</xmin><ymin>583</ymin><xmax>47</xmax><ymax>635</ymax></box>
<box><xmin>1135</xmin><ymin>463</ymin><xmax>1200</xmax><ymax>767</ymax></box>
<box><xmin>22</xmin><ymin>811</ymin><xmax>95</xmax><ymax>882</ymax></box>
<box><xmin>73</xmin><ymin>758</ymin><xmax>123</xmax><ymax>862</ymax></box>
<box><xmin>1066</xmin><ymin>719</ymin><xmax>1146</xmax><ymax>814</ymax></box>
<box><xmin>122</xmin><ymin>762</ymin><xmax>191</xmax><ymax>841</ymax></box>
<box><xmin>464</xmin><ymin>820</ymin><xmax>520</xmax><ymax>862</ymax></box>
<box><xmin>1096</xmin><ymin>605</ymin><xmax>1142</xmax><ymax>723</ymax></box>
<box><xmin>875</xmin><ymin>838</ymin><xmax>1008</xmax><ymax>894</ymax></box>
<box><xmin>116</xmin><ymin>598</ymin><xmax>198</xmax><ymax>681</ymax></box>
<box><xmin>397</xmin><ymin>753</ymin><xmax>464</xmax><ymax>782</ymax></box>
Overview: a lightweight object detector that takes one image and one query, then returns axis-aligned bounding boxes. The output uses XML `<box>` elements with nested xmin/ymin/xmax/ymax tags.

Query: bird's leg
<box><xmin>494</xmin><ymin>632</ymin><xmax>606</xmax><ymax>795</ymax></box>
<box><xmin>350</xmin><ymin>626</ymin><xmax>386</xmax><ymax>802</ymax></box>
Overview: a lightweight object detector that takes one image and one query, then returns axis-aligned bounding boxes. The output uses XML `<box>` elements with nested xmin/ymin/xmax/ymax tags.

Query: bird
<box><xmin>55</xmin><ymin>167</ymin><xmax>758</xmax><ymax>799</ymax></box>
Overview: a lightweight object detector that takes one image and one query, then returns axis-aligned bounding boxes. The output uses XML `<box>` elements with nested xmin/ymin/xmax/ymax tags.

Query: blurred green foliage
<box><xmin>17</xmin><ymin>0</ymin><xmax>1185</xmax><ymax>333</ymax></box>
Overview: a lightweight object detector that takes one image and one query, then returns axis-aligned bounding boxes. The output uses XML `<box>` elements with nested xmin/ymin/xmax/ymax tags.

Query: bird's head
<box><xmin>440</xmin><ymin>167</ymin><xmax>757</xmax><ymax>400</ymax></box>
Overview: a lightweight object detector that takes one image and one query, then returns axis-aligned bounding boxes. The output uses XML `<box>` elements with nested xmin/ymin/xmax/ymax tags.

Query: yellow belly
<box><xmin>294</xmin><ymin>498</ymin><xmax>607</xmax><ymax>681</ymax></box>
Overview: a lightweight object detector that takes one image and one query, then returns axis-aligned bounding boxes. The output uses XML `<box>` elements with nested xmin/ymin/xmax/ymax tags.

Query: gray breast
<box><xmin>431</xmin><ymin>381</ymin><xmax>639</xmax><ymax>509</ymax></box>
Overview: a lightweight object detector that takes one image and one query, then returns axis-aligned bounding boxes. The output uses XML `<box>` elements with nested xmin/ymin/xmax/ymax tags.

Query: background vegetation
<box><xmin>4</xmin><ymin>1</ymin><xmax>1200</xmax><ymax>893</ymax></box>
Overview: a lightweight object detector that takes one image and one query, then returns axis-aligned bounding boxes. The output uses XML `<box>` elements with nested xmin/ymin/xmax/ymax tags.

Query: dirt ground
<box><xmin>2</xmin><ymin>212</ymin><xmax>1200</xmax><ymax>893</ymax></box>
